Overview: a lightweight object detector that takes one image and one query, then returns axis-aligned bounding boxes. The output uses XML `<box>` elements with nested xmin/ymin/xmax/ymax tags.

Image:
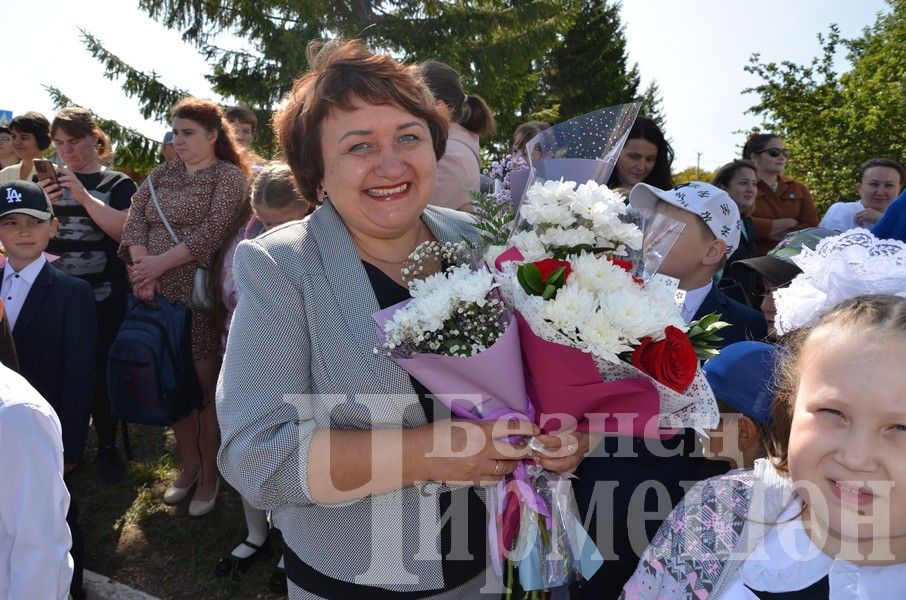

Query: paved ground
<box><xmin>84</xmin><ymin>570</ymin><xmax>161</xmax><ymax>600</ymax></box>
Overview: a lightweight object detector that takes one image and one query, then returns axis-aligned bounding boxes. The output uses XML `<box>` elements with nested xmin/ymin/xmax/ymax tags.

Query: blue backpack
<box><xmin>107</xmin><ymin>295</ymin><xmax>200</xmax><ymax>425</ymax></box>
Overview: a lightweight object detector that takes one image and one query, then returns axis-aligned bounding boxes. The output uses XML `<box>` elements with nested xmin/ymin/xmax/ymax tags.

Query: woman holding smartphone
<box><xmin>0</xmin><ymin>112</ymin><xmax>51</xmax><ymax>184</ymax></box>
<box><xmin>36</xmin><ymin>107</ymin><xmax>138</xmax><ymax>481</ymax></box>
<box><xmin>743</xmin><ymin>133</ymin><xmax>820</xmax><ymax>255</ymax></box>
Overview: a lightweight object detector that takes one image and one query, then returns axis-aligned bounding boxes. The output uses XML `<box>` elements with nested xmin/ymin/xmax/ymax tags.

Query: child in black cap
<box><xmin>0</xmin><ymin>180</ymin><xmax>95</xmax><ymax>600</ymax></box>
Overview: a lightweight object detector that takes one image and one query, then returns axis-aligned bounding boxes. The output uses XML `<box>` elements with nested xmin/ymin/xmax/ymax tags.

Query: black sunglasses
<box><xmin>760</xmin><ymin>147</ymin><xmax>790</xmax><ymax>158</ymax></box>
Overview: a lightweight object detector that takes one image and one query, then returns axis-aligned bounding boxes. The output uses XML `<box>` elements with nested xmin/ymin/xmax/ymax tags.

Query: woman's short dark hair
<box><xmin>742</xmin><ymin>132</ymin><xmax>781</xmax><ymax>161</ymax></box>
<box><xmin>858</xmin><ymin>157</ymin><xmax>905</xmax><ymax>189</ymax></box>
<box><xmin>9</xmin><ymin>112</ymin><xmax>51</xmax><ymax>150</ymax></box>
<box><xmin>418</xmin><ymin>60</ymin><xmax>495</xmax><ymax>138</ymax></box>
<box><xmin>273</xmin><ymin>40</ymin><xmax>450</xmax><ymax>203</ymax></box>
<box><xmin>607</xmin><ymin>116</ymin><xmax>674</xmax><ymax>189</ymax></box>
<box><xmin>225</xmin><ymin>105</ymin><xmax>258</xmax><ymax>129</ymax></box>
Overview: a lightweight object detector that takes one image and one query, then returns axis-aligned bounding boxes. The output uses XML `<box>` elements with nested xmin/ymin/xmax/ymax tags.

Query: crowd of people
<box><xmin>1</xmin><ymin>38</ymin><xmax>905</xmax><ymax>600</ymax></box>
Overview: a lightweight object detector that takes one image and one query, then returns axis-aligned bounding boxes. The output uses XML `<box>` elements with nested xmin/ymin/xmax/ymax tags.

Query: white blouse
<box><xmin>720</xmin><ymin>501</ymin><xmax>906</xmax><ymax>598</ymax></box>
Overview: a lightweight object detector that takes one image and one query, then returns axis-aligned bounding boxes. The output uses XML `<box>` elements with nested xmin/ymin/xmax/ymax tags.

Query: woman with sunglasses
<box><xmin>743</xmin><ymin>133</ymin><xmax>819</xmax><ymax>254</ymax></box>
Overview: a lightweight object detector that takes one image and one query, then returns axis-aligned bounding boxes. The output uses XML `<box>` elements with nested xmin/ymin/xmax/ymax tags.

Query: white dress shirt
<box><xmin>681</xmin><ymin>281</ymin><xmax>712</xmax><ymax>324</ymax></box>
<box><xmin>0</xmin><ymin>362</ymin><xmax>73</xmax><ymax>599</ymax></box>
<box><xmin>0</xmin><ymin>255</ymin><xmax>47</xmax><ymax>331</ymax></box>
<box><xmin>720</xmin><ymin>500</ymin><xmax>906</xmax><ymax>598</ymax></box>
<box><xmin>819</xmin><ymin>200</ymin><xmax>865</xmax><ymax>232</ymax></box>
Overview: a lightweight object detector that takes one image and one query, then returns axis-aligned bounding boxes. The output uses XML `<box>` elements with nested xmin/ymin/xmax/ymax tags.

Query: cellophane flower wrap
<box><xmin>372</xmin><ymin>241</ymin><xmax>528</xmax><ymax>419</ymax></box>
<box><xmin>492</xmin><ymin>104</ymin><xmax>719</xmax><ymax>436</ymax></box>
<box><xmin>371</xmin><ymin>241</ymin><xmax>603</xmax><ymax>593</ymax></box>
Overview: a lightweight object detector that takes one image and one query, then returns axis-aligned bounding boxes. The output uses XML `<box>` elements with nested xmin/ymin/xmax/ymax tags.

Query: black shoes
<box><xmin>96</xmin><ymin>445</ymin><xmax>127</xmax><ymax>483</ymax></box>
<box><xmin>214</xmin><ymin>538</ymin><xmax>273</xmax><ymax>578</ymax></box>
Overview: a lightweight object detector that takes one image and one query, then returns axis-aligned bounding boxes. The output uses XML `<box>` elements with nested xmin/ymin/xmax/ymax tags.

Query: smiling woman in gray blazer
<box><xmin>216</xmin><ymin>41</ymin><xmax>587</xmax><ymax>599</ymax></box>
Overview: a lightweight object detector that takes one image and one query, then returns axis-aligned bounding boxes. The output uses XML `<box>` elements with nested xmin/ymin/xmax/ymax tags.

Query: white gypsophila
<box><xmin>383</xmin><ymin>266</ymin><xmax>499</xmax><ymax>351</ymax></box>
<box><xmin>510</xmin><ymin>230</ymin><xmax>548</xmax><ymax>261</ymax></box>
<box><xmin>539</xmin><ymin>226</ymin><xmax>598</xmax><ymax>248</ymax></box>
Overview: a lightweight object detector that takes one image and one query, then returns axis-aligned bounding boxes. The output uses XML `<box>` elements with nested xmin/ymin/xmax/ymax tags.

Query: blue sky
<box><xmin>5</xmin><ymin>0</ymin><xmax>890</xmax><ymax>170</ymax></box>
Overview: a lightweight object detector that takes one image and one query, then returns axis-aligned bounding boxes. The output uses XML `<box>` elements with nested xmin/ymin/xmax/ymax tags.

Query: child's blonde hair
<box><xmin>250</xmin><ymin>162</ymin><xmax>313</xmax><ymax>212</ymax></box>
<box><xmin>770</xmin><ymin>294</ymin><xmax>906</xmax><ymax>473</ymax></box>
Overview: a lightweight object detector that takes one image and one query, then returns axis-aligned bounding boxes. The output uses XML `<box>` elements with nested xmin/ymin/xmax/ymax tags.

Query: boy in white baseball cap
<box><xmin>629</xmin><ymin>181</ymin><xmax>767</xmax><ymax>346</ymax></box>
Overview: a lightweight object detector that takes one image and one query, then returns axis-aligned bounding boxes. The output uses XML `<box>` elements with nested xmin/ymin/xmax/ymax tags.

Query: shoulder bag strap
<box><xmin>147</xmin><ymin>176</ymin><xmax>181</xmax><ymax>245</ymax></box>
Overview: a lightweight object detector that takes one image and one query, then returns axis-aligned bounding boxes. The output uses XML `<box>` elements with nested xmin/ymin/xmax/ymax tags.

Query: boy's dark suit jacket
<box><xmin>11</xmin><ymin>262</ymin><xmax>97</xmax><ymax>464</ymax></box>
<box><xmin>572</xmin><ymin>284</ymin><xmax>767</xmax><ymax>599</ymax></box>
<box><xmin>0</xmin><ymin>299</ymin><xmax>17</xmax><ymax>370</ymax></box>
<box><xmin>694</xmin><ymin>284</ymin><xmax>768</xmax><ymax>345</ymax></box>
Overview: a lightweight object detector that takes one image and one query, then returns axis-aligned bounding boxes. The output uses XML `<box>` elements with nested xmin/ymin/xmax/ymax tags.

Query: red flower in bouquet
<box><xmin>535</xmin><ymin>258</ymin><xmax>572</xmax><ymax>286</ymax></box>
<box><xmin>517</xmin><ymin>258</ymin><xmax>572</xmax><ymax>300</ymax></box>
<box><xmin>631</xmin><ymin>325</ymin><xmax>698</xmax><ymax>393</ymax></box>
<box><xmin>607</xmin><ymin>257</ymin><xmax>642</xmax><ymax>285</ymax></box>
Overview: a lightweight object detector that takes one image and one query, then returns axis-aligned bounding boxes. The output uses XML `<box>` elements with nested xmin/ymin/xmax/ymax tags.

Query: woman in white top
<box><xmin>819</xmin><ymin>158</ymin><xmax>904</xmax><ymax>232</ymax></box>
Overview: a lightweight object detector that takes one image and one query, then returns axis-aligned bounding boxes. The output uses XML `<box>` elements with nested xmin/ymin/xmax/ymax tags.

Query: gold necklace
<box><xmin>355</xmin><ymin>221</ymin><xmax>424</xmax><ymax>265</ymax></box>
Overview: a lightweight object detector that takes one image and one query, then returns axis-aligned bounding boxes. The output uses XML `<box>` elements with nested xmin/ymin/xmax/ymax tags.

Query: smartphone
<box><xmin>33</xmin><ymin>159</ymin><xmax>59</xmax><ymax>183</ymax></box>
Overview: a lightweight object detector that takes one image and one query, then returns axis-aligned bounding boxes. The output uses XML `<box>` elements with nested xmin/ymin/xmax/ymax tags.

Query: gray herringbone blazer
<box><xmin>216</xmin><ymin>201</ymin><xmax>480</xmax><ymax>592</ymax></box>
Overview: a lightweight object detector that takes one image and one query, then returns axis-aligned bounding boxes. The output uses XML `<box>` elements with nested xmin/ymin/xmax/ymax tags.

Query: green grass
<box><xmin>71</xmin><ymin>423</ymin><xmax>283</xmax><ymax>599</ymax></box>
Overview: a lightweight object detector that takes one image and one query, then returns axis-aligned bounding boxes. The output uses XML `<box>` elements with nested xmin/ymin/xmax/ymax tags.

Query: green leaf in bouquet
<box><xmin>546</xmin><ymin>266</ymin><xmax>567</xmax><ymax>288</ymax></box>
<box><xmin>541</xmin><ymin>283</ymin><xmax>558</xmax><ymax>300</ymax></box>
<box><xmin>695</xmin><ymin>347</ymin><xmax>721</xmax><ymax>361</ymax></box>
<box><xmin>517</xmin><ymin>263</ymin><xmax>545</xmax><ymax>295</ymax></box>
<box><xmin>469</xmin><ymin>189</ymin><xmax>515</xmax><ymax>247</ymax></box>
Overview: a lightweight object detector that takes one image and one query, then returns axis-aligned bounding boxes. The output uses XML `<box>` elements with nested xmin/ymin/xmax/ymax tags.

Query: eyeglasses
<box><xmin>760</xmin><ymin>147</ymin><xmax>790</xmax><ymax>158</ymax></box>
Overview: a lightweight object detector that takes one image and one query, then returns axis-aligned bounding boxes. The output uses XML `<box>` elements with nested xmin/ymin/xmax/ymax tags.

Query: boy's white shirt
<box><xmin>0</xmin><ymin>254</ymin><xmax>47</xmax><ymax>330</ymax></box>
<box><xmin>681</xmin><ymin>281</ymin><xmax>712</xmax><ymax>324</ymax></box>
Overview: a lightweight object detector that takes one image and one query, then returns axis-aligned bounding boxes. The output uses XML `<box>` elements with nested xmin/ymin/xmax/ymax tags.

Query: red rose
<box><xmin>631</xmin><ymin>325</ymin><xmax>698</xmax><ymax>393</ymax></box>
<box><xmin>608</xmin><ymin>257</ymin><xmax>643</xmax><ymax>285</ymax></box>
<box><xmin>608</xmin><ymin>257</ymin><xmax>634</xmax><ymax>273</ymax></box>
<box><xmin>534</xmin><ymin>258</ymin><xmax>572</xmax><ymax>287</ymax></box>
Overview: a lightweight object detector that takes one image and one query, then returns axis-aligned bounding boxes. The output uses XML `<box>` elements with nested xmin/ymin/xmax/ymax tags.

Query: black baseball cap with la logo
<box><xmin>0</xmin><ymin>181</ymin><xmax>54</xmax><ymax>220</ymax></box>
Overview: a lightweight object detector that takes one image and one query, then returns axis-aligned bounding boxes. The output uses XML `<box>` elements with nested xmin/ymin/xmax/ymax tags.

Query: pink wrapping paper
<box><xmin>515</xmin><ymin>312</ymin><xmax>662</xmax><ymax>438</ymax></box>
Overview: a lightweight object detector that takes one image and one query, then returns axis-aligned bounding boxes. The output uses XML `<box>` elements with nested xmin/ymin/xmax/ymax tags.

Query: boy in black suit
<box><xmin>629</xmin><ymin>181</ymin><xmax>767</xmax><ymax>346</ymax></box>
<box><xmin>0</xmin><ymin>181</ymin><xmax>95</xmax><ymax>600</ymax></box>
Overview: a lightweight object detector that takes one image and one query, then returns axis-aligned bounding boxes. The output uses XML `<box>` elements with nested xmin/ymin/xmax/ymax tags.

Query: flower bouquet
<box><xmin>372</xmin><ymin>241</ymin><xmax>602</xmax><ymax>594</ymax></box>
<box><xmin>490</xmin><ymin>104</ymin><xmax>722</xmax><ymax>437</ymax></box>
<box><xmin>498</xmin><ymin>178</ymin><xmax>721</xmax><ymax>434</ymax></box>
